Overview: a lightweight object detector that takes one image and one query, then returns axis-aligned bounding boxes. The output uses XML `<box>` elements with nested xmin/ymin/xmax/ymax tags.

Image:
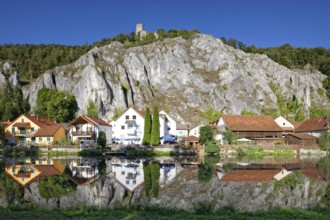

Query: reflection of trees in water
<box><xmin>317</xmin><ymin>157</ymin><xmax>330</xmax><ymax>179</ymax></box>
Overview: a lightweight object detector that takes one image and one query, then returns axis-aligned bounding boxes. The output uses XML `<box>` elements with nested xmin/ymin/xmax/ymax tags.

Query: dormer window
<box><xmin>22</xmin><ymin>118</ymin><xmax>24</xmax><ymax>122</ymax></box>
<box><xmin>283</xmin><ymin>123</ymin><xmax>285</xmax><ymax>126</ymax></box>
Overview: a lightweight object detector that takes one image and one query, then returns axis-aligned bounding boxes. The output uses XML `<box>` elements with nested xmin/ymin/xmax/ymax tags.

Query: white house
<box><xmin>159</xmin><ymin>110</ymin><xmax>177</xmax><ymax>138</ymax></box>
<box><xmin>110</xmin><ymin>108</ymin><xmax>145</xmax><ymax>145</ymax></box>
<box><xmin>176</xmin><ymin>124</ymin><xmax>189</xmax><ymax>137</ymax></box>
<box><xmin>189</xmin><ymin>124</ymin><xmax>204</xmax><ymax>137</ymax></box>
<box><xmin>109</xmin><ymin>158</ymin><xmax>144</xmax><ymax>192</ymax></box>
<box><xmin>274</xmin><ymin>116</ymin><xmax>294</xmax><ymax>136</ymax></box>
<box><xmin>159</xmin><ymin>162</ymin><xmax>182</xmax><ymax>186</ymax></box>
<box><xmin>69</xmin><ymin>116</ymin><xmax>112</xmax><ymax>146</ymax></box>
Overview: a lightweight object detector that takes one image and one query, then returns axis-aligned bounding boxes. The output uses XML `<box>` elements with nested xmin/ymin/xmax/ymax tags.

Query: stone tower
<box><xmin>136</xmin><ymin>24</ymin><xmax>143</xmax><ymax>35</ymax></box>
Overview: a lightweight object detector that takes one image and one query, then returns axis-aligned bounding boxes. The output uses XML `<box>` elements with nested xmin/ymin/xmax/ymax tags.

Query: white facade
<box><xmin>274</xmin><ymin>116</ymin><xmax>294</xmax><ymax>131</ymax></box>
<box><xmin>159</xmin><ymin>163</ymin><xmax>182</xmax><ymax>186</ymax></box>
<box><xmin>216</xmin><ymin>117</ymin><xmax>226</xmax><ymax>144</ymax></box>
<box><xmin>69</xmin><ymin>116</ymin><xmax>112</xmax><ymax>146</ymax></box>
<box><xmin>159</xmin><ymin>110</ymin><xmax>177</xmax><ymax>138</ymax></box>
<box><xmin>111</xmin><ymin>108</ymin><xmax>145</xmax><ymax>145</ymax></box>
<box><xmin>189</xmin><ymin>124</ymin><xmax>204</xmax><ymax>137</ymax></box>
<box><xmin>110</xmin><ymin>159</ymin><xmax>144</xmax><ymax>192</ymax></box>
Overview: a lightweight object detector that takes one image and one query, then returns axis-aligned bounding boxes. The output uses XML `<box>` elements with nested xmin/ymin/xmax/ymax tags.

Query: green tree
<box><xmin>199</xmin><ymin>125</ymin><xmax>214</xmax><ymax>144</ymax></box>
<box><xmin>198</xmin><ymin>163</ymin><xmax>214</xmax><ymax>182</ymax></box>
<box><xmin>0</xmin><ymin>123</ymin><xmax>5</xmax><ymax>146</ymax></box>
<box><xmin>318</xmin><ymin>131</ymin><xmax>330</xmax><ymax>152</ymax></box>
<box><xmin>97</xmin><ymin>131</ymin><xmax>107</xmax><ymax>148</ymax></box>
<box><xmin>38</xmin><ymin>174</ymin><xmax>76</xmax><ymax>199</ymax></box>
<box><xmin>241</xmin><ymin>108</ymin><xmax>257</xmax><ymax>115</ymax></box>
<box><xmin>295</xmin><ymin>108</ymin><xmax>306</xmax><ymax>122</ymax></box>
<box><xmin>36</xmin><ymin>88</ymin><xmax>57</xmax><ymax>116</ymax></box>
<box><xmin>142</xmin><ymin>107</ymin><xmax>152</xmax><ymax>145</ymax></box>
<box><xmin>143</xmin><ymin>162</ymin><xmax>151</xmax><ymax>197</ymax></box>
<box><xmin>47</xmin><ymin>91</ymin><xmax>77</xmax><ymax>122</ymax></box>
<box><xmin>150</xmin><ymin>163</ymin><xmax>160</xmax><ymax>197</ymax></box>
<box><xmin>0</xmin><ymin>82</ymin><xmax>29</xmax><ymax>121</ymax></box>
<box><xmin>87</xmin><ymin>99</ymin><xmax>98</xmax><ymax>117</ymax></box>
<box><xmin>203</xmin><ymin>107</ymin><xmax>222</xmax><ymax>121</ymax></box>
<box><xmin>317</xmin><ymin>157</ymin><xmax>330</xmax><ymax>180</ymax></box>
<box><xmin>150</xmin><ymin>106</ymin><xmax>160</xmax><ymax>146</ymax></box>
<box><xmin>222</xmin><ymin>128</ymin><xmax>240</xmax><ymax>144</ymax></box>
<box><xmin>205</xmin><ymin>141</ymin><xmax>219</xmax><ymax>155</ymax></box>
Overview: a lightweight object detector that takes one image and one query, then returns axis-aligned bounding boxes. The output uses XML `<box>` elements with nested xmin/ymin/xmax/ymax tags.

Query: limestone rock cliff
<box><xmin>20</xmin><ymin>34</ymin><xmax>328</xmax><ymax>123</ymax></box>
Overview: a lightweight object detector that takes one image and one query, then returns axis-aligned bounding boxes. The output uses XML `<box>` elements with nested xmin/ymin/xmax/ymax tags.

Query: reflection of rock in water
<box><xmin>10</xmin><ymin>157</ymin><xmax>328</xmax><ymax>212</ymax></box>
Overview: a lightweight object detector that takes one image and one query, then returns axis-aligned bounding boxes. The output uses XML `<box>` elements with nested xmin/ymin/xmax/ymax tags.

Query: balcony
<box><xmin>72</xmin><ymin>131</ymin><xmax>95</xmax><ymax>137</ymax></box>
<box><xmin>14</xmin><ymin>131</ymin><xmax>27</xmax><ymax>137</ymax></box>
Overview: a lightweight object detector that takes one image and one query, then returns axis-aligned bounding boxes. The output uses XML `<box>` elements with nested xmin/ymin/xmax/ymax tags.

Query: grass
<box><xmin>0</xmin><ymin>205</ymin><xmax>330</xmax><ymax>220</ymax></box>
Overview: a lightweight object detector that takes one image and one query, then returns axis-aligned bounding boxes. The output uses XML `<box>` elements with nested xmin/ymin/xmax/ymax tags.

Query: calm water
<box><xmin>1</xmin><ymin>154</ymin><xmax>329</xmax><ymax>210</ymax></box>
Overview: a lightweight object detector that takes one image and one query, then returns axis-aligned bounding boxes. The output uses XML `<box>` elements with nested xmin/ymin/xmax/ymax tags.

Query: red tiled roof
<box><xmin>286</xmin><ymin>133</ymin><xmax>317</xmax><ymax>140</ymax></box>
<box><xmin>34</xmin><ymin>124</ymin><xmax>63</xmax><ymax>137</ymax></box>
<box><xmin>183</xmin><ymin>136</ymin><xmax>199</xmax><ymax>142</ymax></box>
<box><xmin>23</xmin><ymin>114</ymin><xmax>57</xmax><ymax>127</ymax></box>
<box><xmin>291</xmin><ymin>122</ymin><xmax>303</xmax><ymax>129</ymax></box>
<box><xmin>295</xmin><ymin>116</ymin><xmax>330</xmax><ymax>132</ymax></box>
<box><xmin>221</xmin><ymin>169</ymin><xmax>281</xmax><ymax>182</ymax></box>
<box><xmin>222</xmin><ymin>115</ymin><xmax>283</xmax><ymax>132</ymax></box>
<box><xmin>281</xmin><ymin>126</ymin><xmax>294</xmax><ymax>132</ymax></box>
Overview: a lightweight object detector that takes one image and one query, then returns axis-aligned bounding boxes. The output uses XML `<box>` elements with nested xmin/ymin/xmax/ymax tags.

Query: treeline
<box><xmin>0</xmin><ymin>44</ymin><xmax>90</xmax><ymax>81</ymax></box>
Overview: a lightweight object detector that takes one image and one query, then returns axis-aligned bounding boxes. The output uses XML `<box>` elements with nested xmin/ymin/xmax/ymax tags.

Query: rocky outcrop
<box><xmin>20</xmin><ymin>34</ymin><xmax>328</xmax><ymax>123</ymax></box>
<box><xmin>22</xmin><ymin>170</ymin><xmax>327</xmax><ymax>212</ymax></box>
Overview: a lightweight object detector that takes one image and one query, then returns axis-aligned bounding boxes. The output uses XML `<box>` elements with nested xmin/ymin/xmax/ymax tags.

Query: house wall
<box><xmin>159</xmin><ymin>110</ymin><xmax>177</xmax><ymax>137</ymax></box>
<box><xmin>112</xmin><ymin>108</ymin><xmax>145</xmax><ymax>145</ymax></box>
<box><xmin>234</xmin><ymin>131</ymin><xmax>282</xmax><ymax>139</ymax></box>
<box><xmin>284</xmin><ymin>135</ymin><xmax>317</xmax><ymax>146</ymax></box>
<box><xmin>53</xmin><ymin>126</ymin><xmax>66</xmax><ymax>143</ymax></box>
<box><xmin>70</xmin><ymin>123</ymin><xmax>97</xmax><ymax>143</ymax></box>
<box><xmin>190</xmin><ymin>125</ymin><xmax>203</xmax><ymax>137</ymax></box>
<box><xmin>99</xmin><ymin>125</ymin><xmax>112</xmax><ymax>144</ymax></box>
<box><xmin>35</xmin><ymin>136</ymin><xmax>53</xmax><ymax>145</ymax></box>
<box><xmin>5</xmin><ymin>115</ymin><xmax>41</xmax><ymax>143</ymax></box>
<box><xmin>176</xmin><ymin>129</ymin><xmax>189</xmax><ymax>137</ymax></box>
<box><xmin>274</xmin><ymin>116</ymin><xmax>294</xmax><ymax>130</ymax></box>
<box><xmin>295</xmin><ymin>131</ymin><xmax>323</xmax><ymax>138</ymax></box>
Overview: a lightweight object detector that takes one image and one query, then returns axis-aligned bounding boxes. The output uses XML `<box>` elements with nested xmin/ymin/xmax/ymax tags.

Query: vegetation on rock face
<box><xmin>0</xmin><ymin>174</ymin><xmax>24</xmax><ymax>206</ymax></box>
<box><xmin>0</xmin><ymin>123</ymin><xmax>5</xmax><ymax>145</ymax></box>
<box><xmin>150</xmin><ymin>106</ymin><xmax>160</xmax><ymax>146</ymax></box>
<box><xmin>143</xmin><ymin>107</ymin><xmax>152</xmax><ymax>146</ymax></box>
<box><xmin>38</xmin><ymin>174</ymin><xmax>76</xmax><ymax>199</ymax></box>
<box><xmin>36</xmin><ymin>88</ymin><xmax>77</xmax><ymax>122</ymax></box>
<box><xmin>97</xmin><ymin>131</ymin><xmax>107</xmax><ymax>148</ymax></box>
<box><xmin>86</xmin><ymin>99</ymin><xmax>98</xmax><ymax>117</ymax></box>
<box><xmin>317</xmin><ymin>157</ymin><xmax>330</xmax><ymax>179</ymax></box>
<box><xmin>203</xmin><ymin>107</ymin><xmax>222</xmax><ymax>122</ymax></box>
<box><xmin>310</xmin><ymin>108</ymin><xmax>330</xmax><ymax>119</ymax></box>
<box><xmin>0</xmin><ymin>82</ymin><xmax>29</xmax><ymax>121</ymax></box>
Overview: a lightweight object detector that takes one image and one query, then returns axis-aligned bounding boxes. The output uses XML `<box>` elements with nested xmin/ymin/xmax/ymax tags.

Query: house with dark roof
<box><xmin>5</xmin><ymin>114</ymin><xmax>66</xmax><ymax>146</ymax></box>
<box><xmin>69</xmin><ymin>115</ymin><xmax>112</xmax><ymax>145</ymax></box>
<box><xmin>217</xmin><ymin>115</ymin><xmax>283</xmax><ymax>144</ymax></box>
<box><xmin>284</xmin><ymin>133</ymin><xmax>318</xmax><ymax>146</ymax></box>
<box><xmin>274</xmin><ymin>116</ymin><xmax>295</xmax><ymax>135</ymax></box>
<box><xmin>294</xmin><ymin>115</ymin><xmax>330</xmax><ymax>137</ymax></box>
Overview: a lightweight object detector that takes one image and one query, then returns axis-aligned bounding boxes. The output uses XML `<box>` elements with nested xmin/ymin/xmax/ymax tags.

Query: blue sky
<box><xmin>1</xmin><ymin>0</ymin><xmax>329</xmax><ymax>48</ymax></box>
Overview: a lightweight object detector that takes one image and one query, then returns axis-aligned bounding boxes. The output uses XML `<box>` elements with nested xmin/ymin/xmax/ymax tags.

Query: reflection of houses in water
<box><xmin>157</xmin><ymin>158</ymin><xmax>183</xmax><ymax>186</ymax></box>
<box><xmin>69</xmin><ymin>159</ymin><xmax>99</xmax><ymax>185</ymax></box>
<box><xmin>5</xmin><ymin>159</ymin><xmax>66</xmax><ymax>186</ymax></box>
<box><xmin>217</xmin><ymin>155</ymin><xmax>328</xmax><ymax>182</ymax></box>
<box><xmin>109</xmin><ymin>158</ymin><xmax>144</xmax><ymax>192</ymax></box>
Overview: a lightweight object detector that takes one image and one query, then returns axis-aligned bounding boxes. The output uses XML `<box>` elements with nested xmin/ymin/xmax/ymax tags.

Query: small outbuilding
<box><xmin>284</xmin><ymin>133</ymin><xmax>318</xmax><ymax>146</ymax></box>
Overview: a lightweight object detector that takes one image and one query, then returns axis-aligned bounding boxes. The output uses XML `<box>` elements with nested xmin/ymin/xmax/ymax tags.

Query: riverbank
<box><xmin>1</xmin><ymin>205</ymin><xmax>329</xmax><ymax>220</ymax></box>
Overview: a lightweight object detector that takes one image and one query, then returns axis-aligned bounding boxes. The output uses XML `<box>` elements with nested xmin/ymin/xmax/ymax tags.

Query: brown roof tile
<box><xmin>183</xmin><ymin>136</ymin><xmax>199</xmax><ymax>142</ymax></box>
<box><xmin>295</xmin><ymin>116</ymin><xmax>330</xmax><ymax>132</ymax></box>
<box><xmin>291</xmin><ymin>122</ymin><xmax>303</xmax><ymax>129</ymax></box>
<box><xmin>34</xmin><ymin>124</ymin><xmax>63</xmax><ymax>137</ymax></box>
<box><xmin>222</xmin><ymin>115</ymin><xmax>283</xmax><ymax>132</ymax></box>
<box><xmin>12</xmin><ymin>122</ymin><xmax>30</xmax><ymax>127</ymax></box>
<box><xmin>69</xmin><ymin>116</ymin><xmax>110</xmax><ymax>126</ymax></box>
<box><xmin>286</xmin><ymin>133</ymin><xmax>317</xmax><ymax>140</ymax></box>
<box><xmin>177</xmin><ymin>124</ymin><xmax>189</xmax><ymax>130</ymax></box>
<box><xmin>221</xmin><ymin>169</ymin><xmax>281</xmax><ymax>182</ymax></box>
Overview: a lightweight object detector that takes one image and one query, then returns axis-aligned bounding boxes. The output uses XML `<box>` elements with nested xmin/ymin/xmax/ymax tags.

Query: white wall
<box><xmin>99</xmin><ymin>125</ymin><xmax>112</xmax><ymax>145</ymax></box>
<box><xmin>159</xmin><ymin>110</ymin><xmax>177</xmax><ymax>137</ymax></box>
<box><xmin>110</xmin><ymin>159</ymin><xmax>144</xmax><ymax>192</ymax></box>
<box><xmin>70</xmin><ymin>123</ymin><xmax>111</xmax><ymax>145</ymax></box>
<box><xmin>216</xmin><ymin>117</ymin><xmax>226</xmax><ymax>144</ymax></box>
<box><xmin>274</xmin><ymin>116</ymin><xmax>294</xmax><ymax>130</ymax></box>
<box><xmin>176</xmin><ymin>129</ymin><xmax>189</xmax><ymax>137</ymax></box>
<box><xmin>190</xmin><ymin>124</ymin><xmax>204</xmax><ymax>137</ymax></box>
<box><xmin>111</xmin><ymin>108</ymin><xmax>145</xmax><ymax>145</ymax></box>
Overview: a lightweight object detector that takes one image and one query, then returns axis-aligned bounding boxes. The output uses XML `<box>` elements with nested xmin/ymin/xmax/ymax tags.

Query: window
<box><xmin>39</xmin><ymin>137</ymin><xmax>42</xmax><ymax>142</ymax></box>
<box><xmin>121</xmin><ymin>171</ymin><xmax>125</xmax><ymax>175</ymax></box>
<box><xmin>12</xmin><ymin>127</ymin><xmax>15</xmax><ymax>133</ymax></box>
<box><xmin>21</xmin><ymin>118</ymin><xmax>24</xmax><ymax>122</ymax></box>
<box><xmin>133</xmin><ymin>115</ymin><xmax>136</xmax><ymax>119</ymax></box>
<box><xmin>47</xmin><ymin>137</ymin><xmax>50</xmax><ymax>142</ymax></box>
<box><xmin>121</xmin><ymin>125</ymin><xmax>125</xmax><ymax>130</ymax></box>
<box><xmin>283</xmin><ymin>123</ymin><xmax>285</xmax><ymax>125</ymax></box>
<box><xmin>126</xmin><ymin>180</ymin><xmax>129</xmax><ymax>184</ymax></box>
<box><xmin>126</xmin><ymin>115</ymin><xmax>129</xmax><ymax>119</ymax></box>
<box><xmin>31</xmin><ymin>127</ymin><xmax>34</xmax><ymax>131</ymax></box>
